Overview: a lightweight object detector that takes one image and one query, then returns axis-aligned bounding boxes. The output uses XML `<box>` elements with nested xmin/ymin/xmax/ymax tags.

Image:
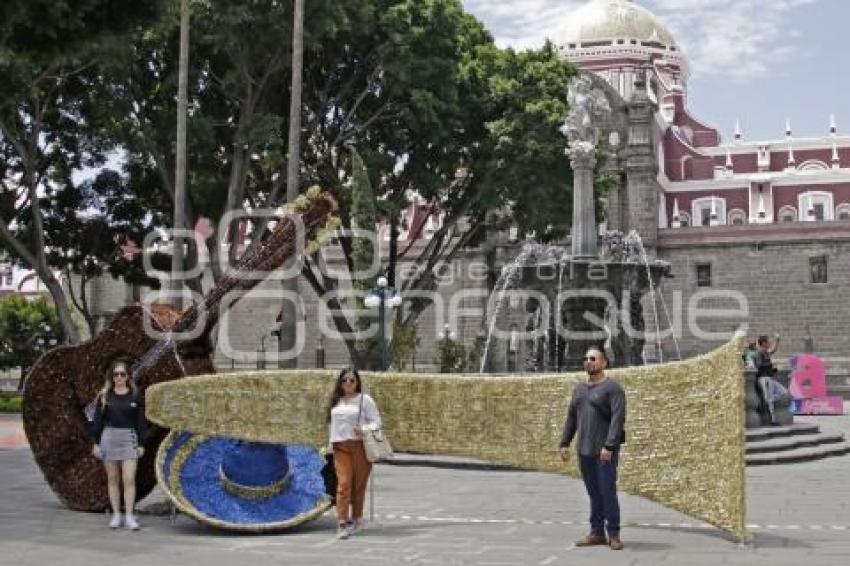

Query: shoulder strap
<box><xmin>357</xmin><ymin>393</ymin><xmax>364</xmax><ymax>425</ymax></box>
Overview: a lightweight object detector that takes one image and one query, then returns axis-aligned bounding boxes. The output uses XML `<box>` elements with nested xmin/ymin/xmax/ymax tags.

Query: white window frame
<box><xmin>677</xmin><ymin>211</ymin><xmax>691</xmax><ymax>227</ymax></box>
<box><xmin>691</xmin><ymin>196</ymin><xmax>726</xmax><ymax>227</ymax></box>
<box><xmin>798</xmin><ymin>191</ymin><xmax>834</xmax><ymax>221</ymax></box>
<box><xmin>835</xmin><ymin>203</ymin><xmax>850</xmax><ymax>220</ymax></box>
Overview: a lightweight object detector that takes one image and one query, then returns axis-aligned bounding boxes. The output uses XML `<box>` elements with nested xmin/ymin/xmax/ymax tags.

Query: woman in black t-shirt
<box><xmin>89</xmin><ymin>360</ymin><xmax>146</xmax><ymax>530</ymax></box>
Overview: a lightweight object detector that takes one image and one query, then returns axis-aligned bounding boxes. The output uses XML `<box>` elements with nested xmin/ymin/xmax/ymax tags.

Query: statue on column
<box><xmin>560</xmin><ymin>74</ymin><xmax>612</xmax><ymax>159</ymax></box>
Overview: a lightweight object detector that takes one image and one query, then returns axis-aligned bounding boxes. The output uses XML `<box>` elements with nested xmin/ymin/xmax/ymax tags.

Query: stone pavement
<box><xmin>1</xmin><ymin>409</ymin><xmax>849</xmax><ymax>566</ymax></box>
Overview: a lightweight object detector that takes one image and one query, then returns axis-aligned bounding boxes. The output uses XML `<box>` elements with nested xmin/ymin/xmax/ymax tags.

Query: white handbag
<box><xmin>359</xmin><ymin>394</ymin><xmax>393</xmax><ymax>463</ymax></box>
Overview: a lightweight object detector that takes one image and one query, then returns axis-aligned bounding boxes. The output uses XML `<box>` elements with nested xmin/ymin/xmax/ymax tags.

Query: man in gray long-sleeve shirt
<box><xmin>559</xmin><ymin>347</ymin><xmax>626</xmax><ymax>551</ymax></box>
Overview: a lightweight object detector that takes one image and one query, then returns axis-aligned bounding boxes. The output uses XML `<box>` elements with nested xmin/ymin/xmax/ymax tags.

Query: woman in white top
<box><xmin>327</xmin><ymin>367</ymin><xmax>381</xmax><ymax>539</ymax></box>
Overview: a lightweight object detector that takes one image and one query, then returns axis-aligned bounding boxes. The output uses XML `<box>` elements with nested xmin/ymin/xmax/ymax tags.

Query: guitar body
<box><xmin>22</xmin><ymin>303</ymin><xmax>215</xmax><ymax>511</ymax></box>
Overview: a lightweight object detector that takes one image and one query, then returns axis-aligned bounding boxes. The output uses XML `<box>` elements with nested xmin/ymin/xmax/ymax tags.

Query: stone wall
<box><xmin>654</xmin><ymin>235</ymin><xmax>850</xmax><ymax>363</ymax></box>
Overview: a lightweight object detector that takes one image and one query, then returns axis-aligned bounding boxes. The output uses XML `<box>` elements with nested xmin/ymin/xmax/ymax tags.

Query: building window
<box><xmin>778</xmin><ymin>205</ymin><xmax>797</xmax><ymax>222</ymax></box>
<box><xmin>798</xmin><ymin>160</ymin><xmax>829</xmax><ymax>172</ymax></box>
<box><xmin>692</xmin><ymin>197</ymin><xmax>726</xmax><ymax>227</ymax></box>
<box><xmin>680</xmin><ymin>156</ymin><xmax>693</xmax><ymax>180</ymax></box>
<box><xmin>810</xmin><ymin>256</ymin><xmax>828</xmax><ymax>284</ymax></box>
<box><xmin>696</xmin><ymin>264</ymin><xmax>712</xmax><ymax>287</ymax></box>
<box><xmin>677</xmin><ymin>212</ymin><xmax>691</xmax><ymax>227</ymax></box>
<box><xmin>2</xmin><ymin>269</ymin><xmax>11</xmax><ymax>287</ymax></box>
<box><xmin>728</xmin><ymin>209</ymin><xmax>747</xmax><ymax>226</ymax></box>
<box><xmin>798</xmin><ymin>191</ymin><xmax>834</xmax><ymax>221</ymax></box>
<box><xmin>835</xmin><ymin>203</ymin><xmax>850</xmax><ymax>220</ymax></box>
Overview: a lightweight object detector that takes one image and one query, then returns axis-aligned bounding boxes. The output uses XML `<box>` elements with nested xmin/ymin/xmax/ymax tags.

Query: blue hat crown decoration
<box><xmin>218</xmin><ymin>441</ymin><xmax>293</xmax><ymax>499</ymax></box>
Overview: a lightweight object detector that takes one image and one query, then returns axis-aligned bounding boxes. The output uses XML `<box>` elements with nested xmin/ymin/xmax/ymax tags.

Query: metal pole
<box><xmin>379</xmin><ymin>291</ymin><xmax>387</xmax><ymax>371</ymax></box>
<box><xmin>369</xmin><ymin>472</ymin><xmax>374</xmax><ymax>522</ymax></box>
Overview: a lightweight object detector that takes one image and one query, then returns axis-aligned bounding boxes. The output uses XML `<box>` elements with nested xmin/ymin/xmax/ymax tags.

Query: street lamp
<box><xmin>36</xmin><ymin>324</ymin><xmax>58</xmax><ymax>351</ymax></box>
<box><xmin>364</xmin><ymin>276</ymin><xmax>402</xmax><ymax>371</ymax></box>
<box><xmin>257</xmin><ymin>334</ymin><xmax>267</xmax><ymax>370</ymax></box>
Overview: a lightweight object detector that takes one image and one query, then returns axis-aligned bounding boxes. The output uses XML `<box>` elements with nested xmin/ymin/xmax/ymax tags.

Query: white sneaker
<box><xmin>349</xmin><ymin>518</ymin><xmax>365</xmax><ymax>534</ymax></box>
<box><xmin>125</xmin><ymin>515</ymin><xmax>140</xmax><ymax>531</ymax></box>
<box><xmin>109</xmin><ymin>514</ymin><xmax>122</xmax><ymax>529</ymax></box>
<box><xmin>336</xmin><ymin>523</ymin><xmax>350</xmax><ymax>539</ymax></box>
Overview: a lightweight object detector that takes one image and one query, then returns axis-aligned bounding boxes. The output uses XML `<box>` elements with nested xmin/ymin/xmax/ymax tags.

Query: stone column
<box><xmin>569</xmin><ymin>144</ymin><xmax>598</xmax><ymax>258</ymax></box>
<box><xmin>624</xmin><ymin>74</ymin><xmax>659</xmax><ymax>248</ymax></box>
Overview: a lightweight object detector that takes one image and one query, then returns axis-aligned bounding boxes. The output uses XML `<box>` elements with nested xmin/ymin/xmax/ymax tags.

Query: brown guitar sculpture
<box><xmin>22</xmin><ymin>189</ymin><xmax>339</xmax><ymax>511</ymax></box>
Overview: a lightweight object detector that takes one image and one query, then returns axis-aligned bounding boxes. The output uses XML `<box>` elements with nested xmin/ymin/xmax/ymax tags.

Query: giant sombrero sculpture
<box><xmin>23</xmin><ymin>187</ymin><xmax>339</xmax><ymax>525</ymax></box>
<box><xmin>147</xmin><ymin>334</ymin><xmax>750</xmax><ymax>541</ymax></box>
<box><xmin>157</xmin><ymin>433</ymin><xmax>331</xmax><ymax>531</ymax></box>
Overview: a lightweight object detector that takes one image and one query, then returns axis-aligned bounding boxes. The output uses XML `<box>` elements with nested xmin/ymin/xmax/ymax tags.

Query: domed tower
<box><xmin>552</xmin><ymin>1</ymin><xmax>724</xmax><ymax>246</ymax></box>
<box><xmin>553</xmin><ymin>0</ymin><xmax>689</xmax><ymax>107</ymax></box>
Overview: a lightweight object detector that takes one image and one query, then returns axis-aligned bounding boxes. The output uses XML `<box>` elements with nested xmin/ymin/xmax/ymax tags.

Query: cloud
<box><xmin>649</xmin><ymin>0</ymin><xmax>818</xmax><ymax>80</ymax></box>
<box><xmin>462</xmin><ymin>0</ymin><xmax>818</xmax><ymax>79</ymax></box>
<box><xmin>462</xmin><ymin>0</ymin><xmax>583</xmax><ymax>50</ymax></box>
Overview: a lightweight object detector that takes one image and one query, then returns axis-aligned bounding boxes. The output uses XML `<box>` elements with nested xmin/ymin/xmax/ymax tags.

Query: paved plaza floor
<box><xmin>1</xmin><ymin>411</ymin><xmax>848</xmax><ymax>566</ymax></box>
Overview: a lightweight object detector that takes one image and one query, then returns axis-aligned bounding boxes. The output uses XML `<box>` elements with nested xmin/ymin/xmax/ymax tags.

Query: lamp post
<box><xmin>36</xmin><ymin>324</ymin><xmax>58</xmax><ymax>352</ymax></box>
<box><xmin>439</xmin><ymin>323</ymin><xmax>455</xmax><ymax>342</ymax></box>
<box><xmin>364</xmin><ymin>276</ymin><xmax>402</xmax><ymax>371</ymax></box>
<box><xmin>257</xmin><ymin>334</ymin><xmax>267</xmax><ymax>370</ymax></box>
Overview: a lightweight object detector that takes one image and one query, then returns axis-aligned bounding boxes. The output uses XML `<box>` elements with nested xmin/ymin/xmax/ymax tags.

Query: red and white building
<box><xmin>556</xmin><ymin>0</ymin><xmax>850</xmax><ymax>231</ymax></box>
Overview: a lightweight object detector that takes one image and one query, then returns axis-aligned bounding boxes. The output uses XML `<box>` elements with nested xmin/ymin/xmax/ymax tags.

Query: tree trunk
<box><xmin>171</xmin><ymin>0</ymin><xmax>191</xmax><ymax>309</ymax></box>
<box><xmin>279</xmin><ymin>0</ymin><xmax>305</xmax><ymax>369</ymax></box>
<box><xmin>43</xmin><ymin>273</ymin><xmax>81</xmax><ymax>345</ymax></box>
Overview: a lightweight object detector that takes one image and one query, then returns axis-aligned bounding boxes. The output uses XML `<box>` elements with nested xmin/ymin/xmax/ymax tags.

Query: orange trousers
<box><xmin>332</xmin><ymin>440</ymin><xmax>372</xmax><ymax>523</ymax></box>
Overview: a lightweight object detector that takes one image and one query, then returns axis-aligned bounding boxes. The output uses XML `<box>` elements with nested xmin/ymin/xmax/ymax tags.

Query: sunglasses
<box><xmin>583</xmin><ymin>357</ymin><xmax>597</xmax><ymax>362</ymax></box>
<box><xmin>113</xmin><ymin>371</ymin><xmax>128</xmax><ymax>377</ymax></box>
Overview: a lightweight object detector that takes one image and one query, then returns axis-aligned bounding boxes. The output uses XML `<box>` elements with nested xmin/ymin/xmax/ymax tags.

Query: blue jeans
<box><xmin>578</xmin><ymin>453</ymin><xmax>620</xmax><ymax>537</ymax></box>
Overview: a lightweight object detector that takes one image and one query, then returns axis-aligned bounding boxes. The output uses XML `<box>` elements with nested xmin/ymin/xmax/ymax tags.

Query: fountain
<box><xmin>479</xmin><ymin>74</ymin><xmax>673</xmax><ymax>372</ymax></box>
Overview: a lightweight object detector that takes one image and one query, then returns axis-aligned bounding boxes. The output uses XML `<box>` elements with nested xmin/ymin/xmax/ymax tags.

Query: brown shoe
<box><xmin>575</xmin><ymin>534</ymin><xmax>608</xmax><ymax>547</ymax></box>
<box><xmin>609</xmin><ymin>536</ymin><xmax>624</xmax><ymax>550</ymax></box>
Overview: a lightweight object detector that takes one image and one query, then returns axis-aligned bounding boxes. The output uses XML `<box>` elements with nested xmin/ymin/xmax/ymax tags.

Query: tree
<box><xmin>0</xmin><ymin>295</ymin><xmax>62</xmax><ymax>388</ymax></box>
<box><xmin>0</xmin><ymin>0</ymin><xmax>168</xmax><ymax>344</ymax></box>
<box><xmin>279</xmin><ymin>0</ymin><xmax>306</xmax><ymax>369</ymax></box>
<box><xmin>294</xmin><ymin>4</ymin><xmax>578</xmax><ymax>363</ymax></box>
<box><xmin>68</xmin><ymin>1</ymin><xmax>582</xmax><ymax>368</ymax></box>
<box><xmin>41</xmin><ymin>169</ymin><xmax>165</xmax><ymax>338</ymax></box>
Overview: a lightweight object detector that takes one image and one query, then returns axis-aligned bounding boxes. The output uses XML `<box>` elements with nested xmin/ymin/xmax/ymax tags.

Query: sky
<box><xmin>461</xmin><ymin>0</ymin><xmax>849</xmax><ymax>143</ymax></box>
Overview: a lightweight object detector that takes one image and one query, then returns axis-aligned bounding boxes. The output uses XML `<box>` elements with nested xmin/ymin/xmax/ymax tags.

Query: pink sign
<box><xmin>791</xmin><ymin>397</ymin><xmax>844</xmax><ymax>415</ymax></box>
<box><xmin>789</xmin><ymin>354</ymin><xmax>827</xmax><ymax>399</ymax></box>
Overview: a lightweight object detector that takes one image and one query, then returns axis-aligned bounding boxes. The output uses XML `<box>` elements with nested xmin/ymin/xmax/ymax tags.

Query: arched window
<box><xmin>727</xmin><ymin>209</ymin><xmax>747</xmax><ymax>226</ymax></box>
<box><xmin>778</xmin><ymin>205</ymin><xmax>797</xmax><ymax>223</ymax></box>
<box><xmin>798</xmin><ymin>160</ymin><xmax>829</xmax><ymax>172</ymax></box>
<box><xmin>677</xmin><ymin>212</ymin><xmax>691</xmax><ymax>227</ymax></box>
<box><xmin>835</xmin><ymin>203</ymin><xmax>850</xmax><ymax>220</ymax></box>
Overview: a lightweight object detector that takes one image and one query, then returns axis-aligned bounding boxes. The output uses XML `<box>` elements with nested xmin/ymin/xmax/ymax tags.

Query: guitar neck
<box><xmin>174</xmin><ymin>193</ymin><xmax>337</xmax><ymax>338</ymax></box>
<box><xmin>132</xmin><ymin>191</ymin><xmax>337</xmax><ymax>376</ymax></box>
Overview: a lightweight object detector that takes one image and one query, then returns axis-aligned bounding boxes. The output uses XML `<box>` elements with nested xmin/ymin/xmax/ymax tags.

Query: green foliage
<box><xmin>463</xmin><ymin>41</ymin><xmax>577</xmax><ymax>241</ymax></box>
<box><xmin>0</xmin><ymin>393</ymin><xmax>23</xmax><ymax>413</ymax></box>
<box><xmin>350</xmin><ymin>148</ymin><xmax>378</xmax><ymax>286</ymax></box>
<box><xmin>436</xmin><ymin>335</ymin><xmax>468</xmax><ymax>373</ymax></box>
<box><xmin>2</xmin><ymin>0</ymin><xmax>596</xmax><ymax>362</ymax></box>
<box><xmin>390</xmin><ymin>321</ymin><xmax>419</xmax><ymax>371</ymax></box>
<box><xmin>0</xmin><ymin>296</ymin><xmax>62</xmax><ymax>373</ymax></box>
